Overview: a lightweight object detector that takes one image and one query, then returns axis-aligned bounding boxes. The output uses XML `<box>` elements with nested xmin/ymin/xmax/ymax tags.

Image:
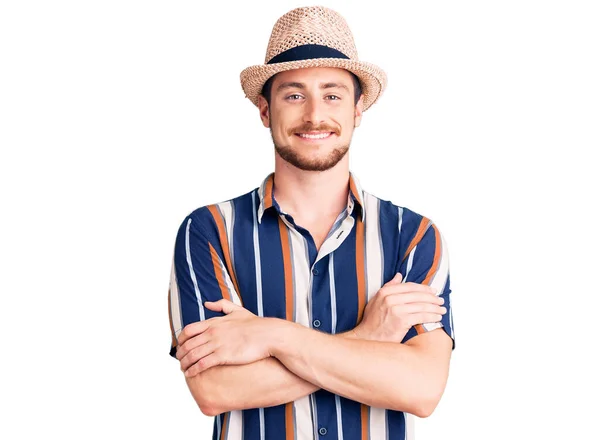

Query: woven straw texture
<box><xmin>240</xmin><ymin>6</ymin><xmax>387</xmax><ymax>111</ymax></box>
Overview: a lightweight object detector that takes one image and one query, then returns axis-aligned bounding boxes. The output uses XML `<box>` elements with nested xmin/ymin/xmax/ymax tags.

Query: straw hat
<box><xmin>240</xmin><ymin>6</ymin><xmax>387</xmax><ymax>111</ymax></box>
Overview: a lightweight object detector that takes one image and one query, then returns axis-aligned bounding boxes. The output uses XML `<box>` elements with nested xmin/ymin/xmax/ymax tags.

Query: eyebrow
<box><xmin>276</xmin><ymin>81</ymin><xmax>350</xmax><ymax>93</ymax></box>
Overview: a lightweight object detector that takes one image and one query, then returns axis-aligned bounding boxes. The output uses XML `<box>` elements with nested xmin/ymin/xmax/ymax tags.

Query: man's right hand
<box><xmin>352</xmin><ymin>273</ymin><xmax>446</xmax><ymax>343</ymax></box>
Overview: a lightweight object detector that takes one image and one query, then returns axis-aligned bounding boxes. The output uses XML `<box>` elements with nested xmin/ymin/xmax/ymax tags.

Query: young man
<box><xmin>168</xmin><ymin>6</ymin><xmax>455</xmax><ymax>440</ymax></box>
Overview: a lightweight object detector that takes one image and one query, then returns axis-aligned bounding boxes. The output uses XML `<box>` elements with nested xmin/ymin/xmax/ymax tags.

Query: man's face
<box><xmin>258</xmin><ymin>67</ymin><xmax>364</xmax><ymax>172</ymax></box>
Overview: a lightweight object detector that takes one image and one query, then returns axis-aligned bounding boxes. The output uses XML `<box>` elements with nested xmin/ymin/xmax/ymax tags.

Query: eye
<box><xmin>326</xmin><ymin>95</ymin><xmax>341</xmax><ymax>101</ymax></box>
<box><xmin>286</xmin><ymin>94</ymin><xmax>303</xmax><ymax>100</ymax></box>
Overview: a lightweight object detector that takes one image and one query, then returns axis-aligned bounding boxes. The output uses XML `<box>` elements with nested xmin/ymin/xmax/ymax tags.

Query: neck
<box><xmin>272</xmin><ymin>155</ymin><xmax>351</xmax><ymax>222</ymax></box>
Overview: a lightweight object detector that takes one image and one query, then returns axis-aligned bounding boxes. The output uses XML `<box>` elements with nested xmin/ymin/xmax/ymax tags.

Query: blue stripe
<box><xmin>232</xmin><ymin>193</ymin><xmax>259</xmax><ymax>314</ymax></box>
<box><xmin>386</xmin><ymin>410</ymin><xmax>406</xmax><ymax>440</ymax></box>
<box><xmin>379</xmin><ymin>200</ymin><xmax>402</xmax><ymax>282</ymax></box>
<box><xmin>332</xmin><ymin>225</ymin><xmax>359</xmax><ymax>333</ymax></box>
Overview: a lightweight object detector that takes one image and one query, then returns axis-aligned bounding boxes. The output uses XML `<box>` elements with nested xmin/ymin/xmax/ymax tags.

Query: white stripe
<box><xmin>422</xmin><ymin>226</ymin><xmax>450</xmax><ymax>332</ymax></box>
<box><xmin>169</xmin><ymin>256</ymin><xmax>183</xmax><ymax>337</ymax></box>
<box><xmin>329</xmin><ymin>253</ymin><xmax>345</xmax><ymax>440</ymax></box>
<box><xmin>185</xmin><ymin>219</ymin><xmax>205</xmax><ymax>321</ymax></box>
<box><xmin>284</xmin><ymin>218</ymin><xmax>313</xmax><ymax>440</ymax></box>
<box><xmin>218</xmin><ymin>201</ymin><xmax>236</xmax><ymax>273</ymax></box>
<box><xmin>216</xmin><ymin>254</ymin><xmax>242</xmax><ymax>307</ymax></box>
<box><xmin>252</xmin><ymin>192</ymin><xmax>264</xmax><ymax>317</ymax></box>
<box><xmin>405</xmin><ymin>412</ymin><xmax>415</xmax><ymax>440</ymax></box>
<box><xmin>225</xmin><ymin>411</ymin><xmax>243</xmax><ymax>440</ymax></box>
<box><xmin>335</xmin><ymin>395</ymin><xmax>344</xmax><ymax>440</ymax></box>
<box><xmin>405</xmin><ymin>245</ymin><xmax>417</xmax><ymax>279</ymax></box>
<box><xmin>329</xmin><ymin>254</ymin><xmax>337</xmax><ymax>334</ymax></box>
<box><xmin>364</xmin><ymin>194</ymin><xmax>383</xmax><ymax>300</ymax></box>
<box><xmin>252</xmin><ymin>192</ymin><xmax>266</xmax><ymax>440</ymax></box>
<box><xmin>397</xmin><ymin>207</ymin><xmax>404</xmax><ymax>238</ymax></box>
<box><xmin>364</xmin><ymin>194</ymin><xmax>387</xmax><ymax>440</ymax></box>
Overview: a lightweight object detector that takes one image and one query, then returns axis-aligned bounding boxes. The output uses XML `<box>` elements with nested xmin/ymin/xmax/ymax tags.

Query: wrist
<box><xmin>347</xmin><ymin>325</ymin><xmax>369</xmax><ymax>340</ymax></box>
<box><xmin>265</xmin><ymin>318</ymin><xmax>294</xmax><ymax>358</ymax></box>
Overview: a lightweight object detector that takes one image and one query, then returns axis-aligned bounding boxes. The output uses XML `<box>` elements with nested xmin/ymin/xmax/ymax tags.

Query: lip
<box><xmin>294</xmin><ymin>132</ymin><xmax>335</xmax><ymax>142</ymax></box>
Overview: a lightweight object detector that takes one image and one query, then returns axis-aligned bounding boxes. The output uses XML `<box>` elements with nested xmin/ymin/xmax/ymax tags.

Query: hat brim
<box><xmin>240</xmin><ymin>58</ymin><xmax>387</xmax><ymax>111</ymax></box>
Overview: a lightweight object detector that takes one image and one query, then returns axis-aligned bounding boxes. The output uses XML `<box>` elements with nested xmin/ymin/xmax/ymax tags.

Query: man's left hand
<box><xmin>175</xmin><ymin>300</ymin><xmax>273</xmax><ymax>377</ymax></box>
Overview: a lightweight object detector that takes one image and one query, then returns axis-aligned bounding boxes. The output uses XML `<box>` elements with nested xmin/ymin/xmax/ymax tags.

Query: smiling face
<box><xmin>258</xmin><ymin>67</ymin><xmax>364</xmax><ymax>172</ymax></box>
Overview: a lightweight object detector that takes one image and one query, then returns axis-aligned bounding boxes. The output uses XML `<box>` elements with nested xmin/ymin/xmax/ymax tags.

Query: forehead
<box><xmin>272</xmin><ymin>67</ymin><xmax>354</xmax><ymax>87</ymax></box>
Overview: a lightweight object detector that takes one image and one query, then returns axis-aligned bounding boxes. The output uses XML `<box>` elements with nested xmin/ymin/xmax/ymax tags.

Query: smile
<box><xmin>295</xmin><ymin>132</ymin><xmax>334</xmax><ymax>140</ymax></box>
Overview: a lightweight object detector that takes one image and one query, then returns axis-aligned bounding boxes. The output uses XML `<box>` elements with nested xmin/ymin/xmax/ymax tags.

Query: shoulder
<box><xmin>176</xmin><ymin>187</ymin><xmax>259</xmax><ymax>238</ymax></box>
<box><xmin>362</xmin><ymin>190</ymin><xmax>440</xmax><ymax>240</ymax></box>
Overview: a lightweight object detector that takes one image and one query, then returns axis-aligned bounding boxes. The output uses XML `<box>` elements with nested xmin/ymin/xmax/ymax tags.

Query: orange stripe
<box><xmin>285</xmin><ymin>402</ymin><xmax>295</xmax><ymax>440</ymax></box>
<box><xmin>220</xmin><ymin>413</ymin><xmax>229</xmax><ymax>440</ymax></box>
<box><xmin>207</xmin><ymin>205</ymin><xmax>242</xmax><ymax>302</ymax></box>
<box><xmin>278</xmin><ymin>218</ymin><xmax>294</xmax><ymax>321</ymax></box>
<box><xmin>209</xmin><ymin>242</ymin><xmax>232</xmax><ymax>302</ymax></box>
<box><xmin>278</xmin><ymin>217</ymin><xmax>295</xmax><ymax>440</ymax></box>
<box><xmin>403</xmin><ymin>217</ymin><xmax>431</xmax><ymax>262</ymax></box>
<box><xmin>264</xmin><ymin>173</ymin><xmax>274</xmax><ymax>210</ymax></box>
<box><xmin>355</xmin><ymin>215</ymin><xmax>366</xmax><ymax>324</ymax></box>
<box><xmin>361</xmin><ymin>404</ymin><xmax>369</xmax><ymax>440</ymax></box>
<box><xmin>168</xmin><ymin>288</ymin><xmax>177</xmax><ymax>349</ymax></box>
<box><xmin>423</xmin><ymin>223</ymin><xmax>441</xmax><ymax>286</ymax></box>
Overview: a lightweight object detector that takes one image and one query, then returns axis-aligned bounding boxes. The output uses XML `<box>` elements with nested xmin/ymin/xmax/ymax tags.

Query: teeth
<box><xmin>298</xmin><ymin>132</ymin><xmax>331</xmax><ymax>139</ymax></box>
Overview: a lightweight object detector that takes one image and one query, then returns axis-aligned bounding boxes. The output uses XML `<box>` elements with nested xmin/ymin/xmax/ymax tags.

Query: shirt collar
<box><xmin>257</xmin><ymin>172</ymin><xmax>365</xmax><ymax>224</ymax></box>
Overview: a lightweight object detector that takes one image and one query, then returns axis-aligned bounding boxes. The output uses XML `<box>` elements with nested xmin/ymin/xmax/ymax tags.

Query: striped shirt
<box><xmin>168</xmin><ymin>172</ymin><xmax>455</xmax><ymax>440</ymax></box>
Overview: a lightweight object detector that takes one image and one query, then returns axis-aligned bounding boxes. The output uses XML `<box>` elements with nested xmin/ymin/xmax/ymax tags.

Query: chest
<box><xmin>230</xmin><ymin>212</ymin><xmax>403</xmax><ymax>334</ymax></box>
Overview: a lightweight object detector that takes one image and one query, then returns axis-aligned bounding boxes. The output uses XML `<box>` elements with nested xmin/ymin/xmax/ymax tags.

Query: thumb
<box><xmin>204</xmin><ymin>299</ymin><xmax>239</xmax><ymax>314</ymax></box>
<box><xmin>390</xmin><ymin>272</ymin><xmax>403</xmax><ymax>284</ymax></box>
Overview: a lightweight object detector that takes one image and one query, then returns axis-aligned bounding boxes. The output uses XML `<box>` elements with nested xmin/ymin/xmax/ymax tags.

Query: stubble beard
<box><xmin>270</xmin><ymin>127</ymin><xmax>352</xmax><ymax>172</ymax></box>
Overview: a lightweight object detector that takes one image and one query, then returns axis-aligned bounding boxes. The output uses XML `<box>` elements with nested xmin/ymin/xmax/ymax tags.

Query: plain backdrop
<box><xmin>1</xmin><ymin>0</ymin><xmax>599</xmax><ymax>439</ymax></box>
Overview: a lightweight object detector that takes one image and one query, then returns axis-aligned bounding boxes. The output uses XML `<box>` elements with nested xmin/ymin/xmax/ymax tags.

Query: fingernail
<box><xmin>439</xmin><ymin>298</ymin><xmax>445</xmax><ymax>304</ymax></box>
<box><xmin>442</xmin><ymin>307</ymin><xmax>447</xmax><ymax>314</ymax></box>
<box><xmin>430</xmin><ymin>287</ymin><xmax>437</xmax><ymax>294</ymax></box>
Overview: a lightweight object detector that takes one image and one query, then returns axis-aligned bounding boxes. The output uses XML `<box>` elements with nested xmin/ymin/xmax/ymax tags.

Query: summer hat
<box><xmin>240</xmin><ymin>5</ymin><xmax>387</xmax><ymax>111</ymax></box>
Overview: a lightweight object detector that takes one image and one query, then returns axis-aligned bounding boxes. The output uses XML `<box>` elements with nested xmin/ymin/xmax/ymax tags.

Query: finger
<box><xmin>185</xmin><ymin>353</ymin><xmax>219</xmax><ymax>377</ymax></box>
<box><xmin>176</xmin><ymin>332</ymin><xmax>211</xmax><ymax>360</ymax></box>
<box><xmin>381</xmin><ymin>281</ymin><xmax>436</xmax><ymax>296</ymax></box>
<box><xmin>394</xmin><ymin>303</ymin><xmax>447</xmax><ymax>316</ymax></box>
<box><xmin>390</xmin><ymin>272</ymin><xmax>403</xmax><ymax>284</ymax></box>
<box><xmin>205</xmin><ymin>299</ymin><xmax>239</xmax><ymax>315</ymax></box>
<box><xmin>407</xmin><ymin>313</ymin><xmax>444</xmax><ymax>327</ymax></box>
<box><xmin>180</xmin><ymin>342</ymin><xmax>216</xmax><ymax>372</ymax></box>
<box><xmin>383</xmin><ymin>292</ymin><xmax>445</xmax><ymax>306</ymax></box>
<box><xmin>177</xmin><ymin>320</ymin><xmax>211</xmax><ymax>346</ymax></box>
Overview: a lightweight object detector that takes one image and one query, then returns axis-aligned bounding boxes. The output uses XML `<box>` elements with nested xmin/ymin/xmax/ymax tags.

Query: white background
<box><xmin>1</xmin><ymin>0</ymin><xmax>599</xmax><ymax>438</ymax></box>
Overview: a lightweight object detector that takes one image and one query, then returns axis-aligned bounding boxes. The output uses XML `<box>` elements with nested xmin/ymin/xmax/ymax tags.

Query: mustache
<box><xmin>288</xmin><ymin>123</ymin><xmax>340</xmax><ymax>136</ymax></box>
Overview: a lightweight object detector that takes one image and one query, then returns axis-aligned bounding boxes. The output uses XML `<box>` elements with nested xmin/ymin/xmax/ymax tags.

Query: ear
<box><xmin>354</xmin><ymin>94</ymin><xmax>365</xmax><ymax>127</ymax></box>
<box><xmin>258</xmin><ymin>95</ymin><xmax>270</xmax><ymax>128</ymax></box>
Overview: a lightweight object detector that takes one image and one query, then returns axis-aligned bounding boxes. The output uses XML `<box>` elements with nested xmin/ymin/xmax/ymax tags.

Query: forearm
<box><xmin>186</xmin><ymin>357</ymin><xmax>317</xmax><ymax>416</ymax></box>
<box><xmin>270</xmin><ymin>321</ymin><xmax>448</xmax><ymax>416</ymax></box>
<box><xmin>186</xmin><ymin>329</ymin><xmax>358</xmax><ymax>416</ymax></box>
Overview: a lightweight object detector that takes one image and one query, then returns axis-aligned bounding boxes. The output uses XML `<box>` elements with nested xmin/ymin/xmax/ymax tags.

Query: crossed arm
<box><xmin>182</xmin><ymin>320</ymin><xmax>451</xmax><ymax>418</ymax></box>
<box><xmin>170</xmin><ymin>214</ymin><xmax>454</xmax><ymax>418</ymax></box>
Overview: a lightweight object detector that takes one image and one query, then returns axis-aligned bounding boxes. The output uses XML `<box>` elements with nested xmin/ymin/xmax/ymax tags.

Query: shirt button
<box><xmin>319</xmin><ymin>427</ymin><xmax>327</xmax><ymax>435</ymax></box>
<box><xmin>312</xmin><ymin>268</ymin><xmax>319</xmax><ymax>276</ymax></box>
<box><xmin>313</xmin><ymin>319</ymin><xmax>321</xmax><ymax>328</ymax></box>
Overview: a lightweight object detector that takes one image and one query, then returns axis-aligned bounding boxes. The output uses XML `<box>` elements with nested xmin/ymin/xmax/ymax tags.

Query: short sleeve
<box><xmin>168</xmin><ymin>212</ymin><xmax>241</xmax><ymax>359</ymax></box>
<box><xmin>399</xmin><ymin>221</ymin><xmax>455</xmax><ymax>349</ymax></box>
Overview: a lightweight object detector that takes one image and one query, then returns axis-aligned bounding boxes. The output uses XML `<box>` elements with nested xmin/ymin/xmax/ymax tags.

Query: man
<box><xmin>168</xmin><ymin>5</ymin><xmax>455</xmax><ymax>440</ymax></box>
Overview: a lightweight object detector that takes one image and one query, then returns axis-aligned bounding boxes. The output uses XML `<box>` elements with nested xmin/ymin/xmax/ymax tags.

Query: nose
<box><xmin>302</xmin><ymin>97</ymin><xmax>325</xmax><ymax>126</ymax></box>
